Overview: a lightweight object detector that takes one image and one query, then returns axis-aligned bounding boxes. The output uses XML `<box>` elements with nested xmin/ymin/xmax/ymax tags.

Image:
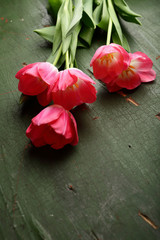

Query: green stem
<box><xmin>70</xmin><ymin>63</ymin><xmax>74</xmax><ymax>68</ymax></box>
<box><xmin>53</xmin><ymin>44</ymin><xmax>62</xmax><ymax>66</ymax></box>
<box><xmin>106</xmin><ymin>16</ymin><xmax>113</xmax><ymax>45</ymax></box>
<box><xmin>65</xmin><ymin>51</ymin><xmax>70</xmax><ymax>69</ymax></box>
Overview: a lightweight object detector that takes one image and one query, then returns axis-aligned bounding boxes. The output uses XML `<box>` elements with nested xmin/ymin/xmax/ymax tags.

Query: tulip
<box><xmin>26</xmin><ymin>105</ymin><xmax>78</xmax><ymax>149</ymax></box>
<box><xmin>15</xmin><ymin>62</ymin><xmax>58</xmax><ymax>105</ymax></box>
<box><xmin>90</xmin><ymin>43</ymin><xmax>130</xmax><ymax>83</ymax></box>
<box><xmin>50</xmin><ymin>68</ymin><xmax>97</xmax><ymax>110</ymax></box>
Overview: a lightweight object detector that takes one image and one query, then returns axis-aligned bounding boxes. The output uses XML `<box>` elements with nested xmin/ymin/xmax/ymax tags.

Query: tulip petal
<box><xmin>18</xmin><ymin>74</ymin><xmax>48</xmax><ymax>95</ymax></box>
<box><xmin>69</xmin><ymin>113</ymin><xmax>79</xmax><ymax>146</ymax></box>
<box><xmin>69</xmin><ymin>68</ymin><xmax>95</xmax><ymax>84</ymax></box>
<box><xmin>49</xmin><ymin>111</ymin><xmax>72</xmax><ymax>139</ymax></box>
<box><xmin>37</xmin><ymin>84</ymin><xmax>53</xmax><ymax>106</ymax></box>
<box><xmin>116</xmin><ymin>69</ymin><xmax>141</xmax><ymax>90</ymax></box>
<box><xmin>55</xmin><ymin>70</ymin><xmax>76</xmax><ymax>91</ymax></box>
<box><xmin>76</xmin><ymin>79</ymin><xmax>97</xmax><ymax>103</ymax></box>
<box><xmin>129</xmin><ymin>52</ymin><xmax>153</xmax><ymax>71</ymax></box>
<box><xmin>38</xmin><ymin>62</ymin><xmax>58</xmax><ymax>85</ymax></box>
<box><xmin>139</xmin><ymin>69</ymin><xmax>156</xmax><ymax>82</ymax></box>
<box><xmin>26</xmin><ymin>123</ymin><xmax>46</xmax><ymax>147</ymax></box>
<box><xmin>129</xmin><ymin>52</ymin><xmax>156</xmax><ymax>83</ymax></box>
<box><xmin>32</xmin><ymin>105</ymin><xmax>64</xmax><ymax>126</ymax></box>
<box><xmin>15</xmin><ymin>63</ymin><xmax>38</xmax><ymax>79</ymax></box>
<box><xmin>105</xmin><ymin>81</ymin><xmax>122</xmax><ymax>92</ymax></box>
<box><xmin>25</xmin><ymin>63</ymin><xmax>40</xmax><ymax>77</ymax></box>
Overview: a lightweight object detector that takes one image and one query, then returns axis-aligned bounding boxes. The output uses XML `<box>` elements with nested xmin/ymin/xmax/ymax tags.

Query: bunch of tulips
<box><xmin>15</xmin><ymin>43</ymin><xmax>156</xmax><ymax>149</ymax></box>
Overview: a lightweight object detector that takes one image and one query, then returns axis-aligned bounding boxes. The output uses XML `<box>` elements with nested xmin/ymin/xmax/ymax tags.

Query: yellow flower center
<box><xmin>67</xmin><ymin>82</ymin><xmax>79</xmax><ymax>91</ymax></box>
<box><xmin>121</xmin><ymin>65</ymin><xmax>135</xmax><ymax>78</ymax></box>
<box><xmin>99</xmin><ymin>53</ymin><xmax>114</xmax><ymax>66</ymax></box>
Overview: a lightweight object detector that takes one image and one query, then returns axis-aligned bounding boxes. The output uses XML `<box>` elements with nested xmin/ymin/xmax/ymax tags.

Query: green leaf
<box><xmin>79</xmin><ymin>25</ymin><xmax>94</xmax><ymax>47</ymax></box>
<box><xmin>34</xmin><ymin>26</ymin><xmax>55</xmax><ymax>42</ymax></box>
<box><xmin>70</xmin><ymin>23</ymin><xmax>81</xmax><ymax>65</ymax></box>
<box><xmin>113</xmin><ymin>0</ymin><xmax>141</xmax><ymax>17</ymax></box>
<box><xmin>112</xmin><ymin>30</ymin><xmax>130</xmax><ymax>52</ymax></box>
<box><xmin>19</xmin><ymin>93</ymin><xmax>31</xmax><ymax>104</ymax></box>
<box><xmin>77</xmin><ymin>40</ymin><xmax>87</xmax><ymax>48</ymax></box>
<box><xmin>119</xmin><ymin>12</ymin><xmax>141</xmax><ymax>25</ymax></box>
<box><xmin>61</xmin><ymin>0</ymin><xmax>72</xmax><ymax>54</ymax></box>
<box><xmin>52</xmin><ymin>1</ymin><xmax>64</xmax><ymax>55</ymax></box>
<box><xmin>94</xmin><ymin>0</ymin><xmax>102</xmax><ymax>5</ymax></box>
<box><xmin>97</xmin><ymin>0</ymin><xmax>109</xmax><ymax>31</ymax></box>
<box><xmin>108</xmin><ymin>0</ymin><xmax>123</xmax><ymax>44</ymax></box>
<box><xmin>93</xmin><ymin>0</ymin><xmax>103</xmax><ymax>25</ymax></box>
<box><xmin>47</xmin><ymin>49</ymin><xmax>65</xmax><ymax>68</ymax></box>
<box><xmin>48</xmin><ymin>0</ymin><xmax>63</xmax><ymax>20</ymax></box>
<box><xmin>82</xmin><ymin>0</ymin><xmax>96</xmax><ymax>28</ymax></box>
<box><xmin>66</xmin><ymin>0</ymin><xmax>83</xmax><ymax>35</ymax></box>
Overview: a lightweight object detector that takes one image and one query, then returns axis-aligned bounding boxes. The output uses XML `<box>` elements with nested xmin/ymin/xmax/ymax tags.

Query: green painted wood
<box><xmin>0</xmin><ymin>0</ymin><xmax>160</xmax><ymax>239</ymax></box>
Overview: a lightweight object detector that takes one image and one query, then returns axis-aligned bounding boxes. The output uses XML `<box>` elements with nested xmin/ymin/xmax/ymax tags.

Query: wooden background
<box><xmin>0</xmin><ymin>0</ymin><xmax>160</xmax><ymax>239</ymax></box>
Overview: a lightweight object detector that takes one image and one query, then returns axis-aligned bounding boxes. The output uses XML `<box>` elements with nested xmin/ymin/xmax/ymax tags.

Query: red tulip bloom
<box><xmin>106</xmin><ymin>52</ymin><xmax>156</xmax><ymax>91</ymax></box>
<box><xmin>26</xmin><ymin>105</ymin><xmax>78</xmax><ymax>149</ymax></box>
<box><xmin>90</xmin><ymin>43</ymin><xmax>130</xmax><ymax>83</ymax></box>
<box><xmin>15</xmin><ymin>62</ymin><xmax>58</xmax><ymax>105</ymax></box>
<box><xmin>51</xmin><ymin>68</ymin><xmax>97</xmax><ymax>110</ymax></box>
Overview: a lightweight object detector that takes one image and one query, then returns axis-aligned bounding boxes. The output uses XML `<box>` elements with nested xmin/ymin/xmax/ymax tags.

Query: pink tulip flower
<box><xmin>106</xmin><ymin>52</ymin><xmax>156</xmax><ymax>91</ymax></box>
<box><xmin>26</xmin><ymin>105</ymin><xmax>79</xmax><ymax>149</ymax></box>
<box><xmin>50</xmin><ymin>68</ymin><xmax>97</xmax><ymax>110</ymax></box>
<box><xmin>90</xmin><ymin>43</ymin><xmax>130</xmax><ymax>83</ymax></box>
<box><xmin>15</xmin><ymin>62</ymin><xmax>58</xmax><ymax>105</ymax></box>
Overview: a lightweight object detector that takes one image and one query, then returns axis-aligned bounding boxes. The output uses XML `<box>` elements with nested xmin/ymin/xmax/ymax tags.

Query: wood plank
<box><xmin>0</xmin><ymin>0</ymin><xmax>160</xmax><ymax>239</ymax></box>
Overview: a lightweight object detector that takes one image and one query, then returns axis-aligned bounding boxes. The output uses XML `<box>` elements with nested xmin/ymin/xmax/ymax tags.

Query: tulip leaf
<box><xmin>97</xmin><ymin>0</ymin><xmax>109</xmax><ymax>31</ymax></box>
<box><xmin>70</xmin><ymin>23</ymin><xmax>81</xmax><ymax>65</ymax></box>
<box><xmin>77</xmin><ymin>40</ymin><xmax>87</xmax><ymax>48</ymax></box>
<box><xmin>112</xmin><ymin>30</ymin><xmax>130</xmax><ymax>52</ymax></box>
<box><xmin>66</xmin><ymin>0</ymin><xmax>83</xmax><ymax>36</ymax></box>
<box><xmin>19</xmin><ymin>93</ymin><xmax>31</xmax><ymax>104</ymax></box>
<box><xmin>79</xmin><ymin>25</ymin><xmax>94</xmax><ymax>47</ymax></box>
<box><xmin>94</xmin><ymin>0</ymin><xmax>102</xmax><ymax>5</ymax></box>
<box><xmin>61</xmin><ymin>0</ymin><xmax>73</xmax><ymax>54</ymax></box>
<box><xmin>52</xmin><ymin>0</ymin><xmax>64</xmax><ymax>55</ymax></box>
<box><xmin>113</xmin><ymin>0</ymin><xmax>141</xmax><ymax>17</ymax></box>
<box><xmin>82</xmin><ymin>0</ymin><xmax>96</xmax><ymax>29</ymax></box>
<box><xmin>93</xmin><ymin>0</ymin><xmax>103</xmax><ymax>25</ymax></box>
<box><xmin>119</xmin><ymin>12</ymin><xmax>141</xmax><ymax>25</ymax></box>
<box><xmin>34</xmin><ymin>26</ymin><xmax>55</xmax><ymax>43</ymax></box>
<box><xmin>108</xmin><ymin>0</ymin><xmax>123</xmax><ymax>45</ymax></box>
<box><xmin>48</xmin><ymin>0</ymin><xmax>63</xmax><ymax>20</ymax></box>
<box><xmin>47</xmin><ymin>49</ymin><xmax>65</xmax><ymax>68</ymax></box>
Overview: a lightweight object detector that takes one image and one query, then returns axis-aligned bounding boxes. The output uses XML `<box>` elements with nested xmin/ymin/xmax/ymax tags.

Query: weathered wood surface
<box><xmin>0</xmin><ymin>0</ymin><xmax>160</xmax><ymax>239</ymax></box>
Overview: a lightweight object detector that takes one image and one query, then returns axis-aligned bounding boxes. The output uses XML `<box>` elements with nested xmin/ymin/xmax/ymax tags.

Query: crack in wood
<box><xmin>118</xmin><ymin>91</ymin><xmax>140</xmax><ymax>106</ymax></box>
<box><xmin>155</xmin><ymin>113</ymin><xmax>160</xmax><ymax>120</ymax></box>
<box><xmin>126</xmin><ymin>97</ymin><xmax>139</xmax><ymax>106</ymax></box>
<box><xmin>91</xmin><ymin>230</ymin><xmax>101</xmax><ymax>240</ymax></box>
<box><xmin>138</xmin><ymin>211</ymin><xmax>159</xmax><ymax>230</ymax></box>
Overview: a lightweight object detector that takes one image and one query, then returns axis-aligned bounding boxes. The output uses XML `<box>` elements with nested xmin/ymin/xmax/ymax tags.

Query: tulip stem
<box><xmin>70</xmin><ymin>63</ymin><xmax>74</xmax><ymax>68</ymax></box>
<box><xmin>106</xmin><ymin>16</ymin><xmax>112</xmax><ymax>45</ymax></box>
<box><xmin>53</xmin><ymin>44</ymin><xmax>62</xmax><ymax>66</ymax></box>
<box><xmin>65</xmin><ymin>51</ymin><xmax>70</xmax><ymax>69</ymax></box>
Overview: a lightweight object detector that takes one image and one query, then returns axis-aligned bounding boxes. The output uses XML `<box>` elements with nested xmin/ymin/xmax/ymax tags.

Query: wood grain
<box><xmin>0</xmin><ymin>0</ymin><xmax>160</xmax><ymax>239</ymax></box>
